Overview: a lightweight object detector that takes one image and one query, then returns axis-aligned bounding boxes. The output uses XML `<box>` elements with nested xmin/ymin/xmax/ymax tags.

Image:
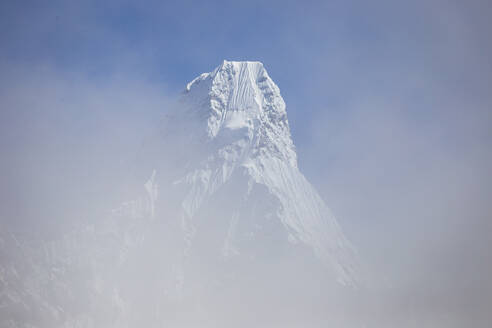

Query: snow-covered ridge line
<box><xmin>175</xmin><ymin>60</ymin><xmax>359</xmax><ymax>286</ymax></box>
<box><xmin>0</xmin><ymin>60</ymin><xmax>361</xmax><ymax>328</ymax></box>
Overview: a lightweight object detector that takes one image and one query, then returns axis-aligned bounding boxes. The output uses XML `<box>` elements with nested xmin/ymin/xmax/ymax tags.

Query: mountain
<box><xmin>158</xmin><ymin>60</ymin><xmax>358</xmax><ymax>285</ymax></box>
<box><xmin>0</xmin><ymin>60</ymin><xmax>360</xmax><ymax>328</ymax></box>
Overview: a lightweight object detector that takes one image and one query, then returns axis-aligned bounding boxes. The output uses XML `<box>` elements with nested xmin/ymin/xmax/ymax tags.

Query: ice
<box><xmin>0</xmin><ymin>60</ymin><xmax>361</xmax><ymax>327</ymax></box>
<box><xmin>174</xmin><ymin>60</ymin><xmax>359</xmax><ymax>286</ymax></box>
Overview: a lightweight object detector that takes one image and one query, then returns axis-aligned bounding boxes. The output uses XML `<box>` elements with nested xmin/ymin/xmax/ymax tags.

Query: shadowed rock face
<box><xmin>0</xmin><ymin>61</ymin><xmax>361</xmax><ymax>328</ymax></box>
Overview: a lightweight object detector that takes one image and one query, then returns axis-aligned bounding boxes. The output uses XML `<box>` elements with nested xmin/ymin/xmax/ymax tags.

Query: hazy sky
<box><xmin>1</xmin><ymin>0</ymin><xmax>491</xmax><ymax>326</ymax></box>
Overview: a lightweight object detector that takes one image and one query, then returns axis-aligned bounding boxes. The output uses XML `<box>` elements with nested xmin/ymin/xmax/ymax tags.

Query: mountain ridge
<box><xmin>0</xmin><ymin>60</ymin><xmax>361</xmax><ymax>328</ymax></box>
<box><xmin>166</xmin><ymin>60</ymin><xmax>359</xmax><ymax>286</ymax></box>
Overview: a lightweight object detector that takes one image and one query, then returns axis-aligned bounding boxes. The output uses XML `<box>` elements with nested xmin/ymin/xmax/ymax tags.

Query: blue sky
<box><xmin>2</xmin><ymin>0</ymin><xmax>490</xmax><ymax>122</ymax></box>
<box><xmin>3</xmin><ymin>0</ymin><xmax>490</xmax><ymax>148</ymax></box>
<box><xmin>1</xmin><ymin>0</ymin><xmax>491</xmax><ymax>325</ymax></box>
<box><xmin>2</xmin><ymin>1</ymin><xmax>472</xmax><ymax>128</ymax></box>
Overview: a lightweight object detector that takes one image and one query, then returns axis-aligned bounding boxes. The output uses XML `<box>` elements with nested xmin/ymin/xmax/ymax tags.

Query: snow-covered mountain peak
<box><xmin>0</xmin><ymin>61</ymin><xmax>361</xmax><ymax>327</ymax></box>
<box><xmin>186</xmin><ymin>60</ymin><xmax>266</xmax><ymax>93</ymax></box>
<box><xmin>172</xmin><ymin>62</ymin><xmax>359</xmax><ymax>287</ymax></box>
<box><xmin>181</xmin><ymin>60</ymin><xmax>296</xmax><ymax>168</ymax></box>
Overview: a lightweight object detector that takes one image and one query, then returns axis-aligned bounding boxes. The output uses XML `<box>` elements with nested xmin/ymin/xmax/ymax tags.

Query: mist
<box><xmin>1</xmin><ymin>0</ymin><xmax>491</xmax><ymax>327</ymax></box>
<box><xmin>0</xmin><ymin>63</ymin><xmax>171</xmax><ymax>236</ymax></box>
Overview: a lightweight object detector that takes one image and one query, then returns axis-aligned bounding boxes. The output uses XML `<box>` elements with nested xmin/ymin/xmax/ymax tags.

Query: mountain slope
<box><xmin>161</xmin><ymin>60</ymin><xmax>358</xmax><ymax>287</ymax></box>
<box><xmin>0</xmin><ymin>60</ymin><xmax>361</xmax><ymax>328</ymax></box>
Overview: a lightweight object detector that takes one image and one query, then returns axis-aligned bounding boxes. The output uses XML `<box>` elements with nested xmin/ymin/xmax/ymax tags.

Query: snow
<box><xmin>144</xmin><ymin>169</ymin><xmax>158</xmax><ymax>220</ymax></box>
<box><xmin>0</xmin><ymin>60</ymin><xmax>360</xmax><ymax>328</ymax></box>
<box><xmin>175</xmin><ymin>60</ymin><xmax>359</xmax><ymax>286</ymax></box>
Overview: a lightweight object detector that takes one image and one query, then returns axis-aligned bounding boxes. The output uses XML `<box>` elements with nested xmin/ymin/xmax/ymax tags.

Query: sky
<box><xmin>1</xmin><ymin>0</ymin><xmax>491</xmax><ymax>326</ymax></box>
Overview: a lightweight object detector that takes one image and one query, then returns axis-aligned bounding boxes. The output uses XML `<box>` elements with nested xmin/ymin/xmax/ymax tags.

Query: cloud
<box><xmin>295</xmin><ymin>2</ymin><xmax>492</xmax><ymax>324</ymax></box>
<box><xmin>0</xmin><ymin>60</ymin><xmax>174</xmax><ymax>236</ymax></box>
<box><xmin>0</xmin><ymin>0</ymin><xmax>491</xmax><ymax>326</ymax></box>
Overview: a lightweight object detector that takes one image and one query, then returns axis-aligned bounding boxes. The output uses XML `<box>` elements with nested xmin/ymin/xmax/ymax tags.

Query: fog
<box><xmin>0</xmin><ymin>64</ymin><xmax>170</xmax><ymax>236</ymax></box>
<box><xmin>1</xmin><ymin>0</ymin><xmax>491</xmax><ymax>327</ymax></box>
